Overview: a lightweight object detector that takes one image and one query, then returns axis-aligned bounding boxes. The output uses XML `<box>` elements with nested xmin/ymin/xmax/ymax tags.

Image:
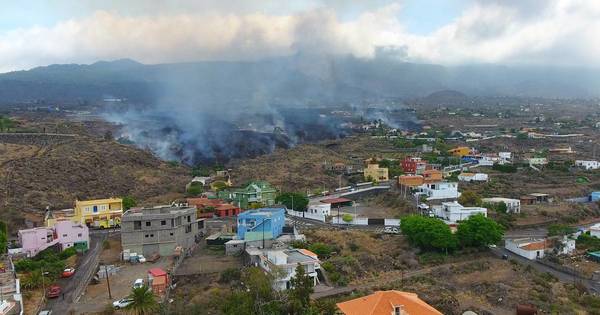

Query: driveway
<box><xmin>44</xmin><ymin>230</ymin><xmax>109</xmax><ymax>313</ymax></box>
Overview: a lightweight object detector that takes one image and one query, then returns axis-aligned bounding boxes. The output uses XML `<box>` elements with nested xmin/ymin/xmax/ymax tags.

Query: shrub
<box><xmin>219</xmin><ymin>268</ymin><xmax>242</xmax><ymax>284</ymax></box>
<box><xmin>342</xmin><ymin>214</ymin><xmax>353</xmax><ymax>223</ymax></box>
<box><xmin>308</xmin><ymin>243</ymin><xmax>333</xmax><ymax>258</ymax></box>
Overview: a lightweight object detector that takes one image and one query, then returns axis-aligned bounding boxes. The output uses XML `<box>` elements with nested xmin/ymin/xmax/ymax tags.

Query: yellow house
<box><xmin>75</xmin><ymin>198</ymin><xmax>123</xmax><ymax>228</ymax></box>
<box><xmin>364</xmin><ymin>164</ymin><xmax>389</xmax><ymax>182</ymax></box>
<box><xmin>46</xmin><ymin>198</ymin><xmax>124</xmax><ymax>228</ymax></box>
<box><xmin>448</xmin><ymin>146</ymin><xmax>471</xmax><ymax>157</ymax></box>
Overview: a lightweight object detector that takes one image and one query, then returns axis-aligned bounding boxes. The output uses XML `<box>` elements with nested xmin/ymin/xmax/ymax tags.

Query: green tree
<box><xmin>400</xmin><ymin>215</ymin><xmax>457</xmax><ymax>252</ymax></box>
<box><xmin>548</xmin><ymin>224</ymin><xmax>576</xmax><ymax>236</ymax></box>
<box><xmin>186</xmin><ymin>182</ymin><xmax>203</xmax><ymax>196</ymax></box>
<box><xmin>307</xmin><ymin>242</ymin><xmax>333</xmax><ymax>258</ymax></box>
<box><xmin>125</xmin><ymin>286</ymin><xmax>159</xmax><ymax>315</ymax></box>
<box><xmin>456</xmin><ymin>214</ymin><xmax>504</xmax><ymax>248</ymax></box>
<box><xmin>458</xmin><ymin>191</ymin><xmax>482</xmax><ymax>206</ymax></box>
<box><xmin>122</xmin><ymin>196</ymin><xmax>137</xmax><ymax>210</ymax></box>
<box><xmin>275</xmin><ymin>192</ymin><xmax>309</xmax><ymax>211</ymax></box>
<box><xmin>342</xmin><ymin>214</ymin><xmax>353</xmax><ymax>223</ymax></box>
<box><xmin>0</xmin><ymin>221</ymin><xmax>7</xmax><ymax>254</ymax></box>
<box><xmin>211</xmin><ymin>181</ymin><xmax>228</xmax><ymax>192</ymax></box>
<box><xmin>0</xmin><ymin>116</ymin><xmax>15</xmax><ymax>132</ymax></box>
<box><xmin>288</xmin><ymin>264</ymin><xmax>314</xmax><ymax>315</ymax></box>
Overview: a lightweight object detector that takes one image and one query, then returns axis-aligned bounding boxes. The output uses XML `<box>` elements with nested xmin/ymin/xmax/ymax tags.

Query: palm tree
<box><xmin>124</xmin><ymin>285</ymin><xmax>159</xmax><ymax>315</ymax></box>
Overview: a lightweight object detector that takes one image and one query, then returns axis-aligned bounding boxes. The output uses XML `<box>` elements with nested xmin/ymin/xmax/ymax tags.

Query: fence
<box><xmin>287</xmin><ymin>210</ymin><xmax>326</xmax><ymax>222</ymax></box>
<box><xmin>331</xmin><ymin>217</ymin><xmax>400</xmax><ymax>226</ymax></box>
<box><xmin>72</xmin><ymin>233</ymin><xmax>106</xmax><ymax>303</ymax></box>
<box><xmin>537</xmin><ymin>258</ymin><xmax>591</xmax><ymax>280</ymax></box>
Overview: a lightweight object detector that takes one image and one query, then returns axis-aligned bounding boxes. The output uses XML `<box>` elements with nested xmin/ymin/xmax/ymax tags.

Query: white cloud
<box><xmin>1</xmin><ymin>0</ymin><xmax>599</xmax><ymax>72</ymax></box>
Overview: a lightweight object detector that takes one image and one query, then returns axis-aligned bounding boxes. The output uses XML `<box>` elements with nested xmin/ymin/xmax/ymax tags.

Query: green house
<box><xmin>217</xmin><ymin>181</ymin><xmax>278</xmax><ymax>209</ymax></box>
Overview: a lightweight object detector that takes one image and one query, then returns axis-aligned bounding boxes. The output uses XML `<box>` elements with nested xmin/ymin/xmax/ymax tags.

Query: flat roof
<box><xmin>529</xmin><ymin>193</ymin><xmax>550</xmax><ymax>197</ymax></box>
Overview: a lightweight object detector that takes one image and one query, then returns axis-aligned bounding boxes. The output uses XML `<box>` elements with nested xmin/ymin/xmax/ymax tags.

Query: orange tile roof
<box><xmin>298</xmin><ymin>249</ymin><xmax>319</xmax><ymax>259</ymax></box>
<box><xmin>521</xmin><ymin>240</ymin><xmax>547</xmax><ymax>251</ymax></box>
<box><xmin>336</xmin><ymin>290</ymin><xmax>442</xmax><ymax>315</ymax></box>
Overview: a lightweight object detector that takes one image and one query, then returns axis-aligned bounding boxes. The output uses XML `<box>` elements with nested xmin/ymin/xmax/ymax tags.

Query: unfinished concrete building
<box><xmin>121</xmin><ymin>206</ymin><xmax>201</xmax><ymax>256</ymax></box>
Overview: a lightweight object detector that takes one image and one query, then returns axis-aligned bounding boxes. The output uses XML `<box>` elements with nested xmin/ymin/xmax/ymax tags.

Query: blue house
<box><xmin>236</xmin><ymin>207</ymin><xmax>286</xmax><ymax>241</ymax></box>
<box><xmin>590</xmin><ymin>192</ymin><xmax>600</xmax><ymax>202</ymax></box>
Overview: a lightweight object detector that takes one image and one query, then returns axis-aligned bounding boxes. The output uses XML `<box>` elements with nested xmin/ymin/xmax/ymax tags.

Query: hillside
<box><xmin>1</xmin><ymin>56</ymin><xmax>600</xmax><ymax>104</ymax></box>
<box><xmin>0</xmin><ymin>135</ymin><xmax>189</xmax><ymax>228</ymax></box>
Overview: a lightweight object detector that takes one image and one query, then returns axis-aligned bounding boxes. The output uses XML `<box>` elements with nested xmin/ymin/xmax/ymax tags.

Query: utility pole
<box><xmin>104</xmin><ymin>264</ymin><xmax>112</xmax><ymax>299</ymax></box>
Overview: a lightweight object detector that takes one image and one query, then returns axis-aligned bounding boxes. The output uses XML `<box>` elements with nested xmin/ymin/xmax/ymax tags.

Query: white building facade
<box><xmin>307</xmin><ymin>204</ymin><xmax>331</xmax><ymax>216</ymax></box>
<box><xmin>458</xmin><ymin>173</ymin><xmax>489</xmax><ymax>182</ymax></box>
<box><xmin>417</xmin><ymin>182</ymin><xmax>460</xmax><ymax>200</ymax></box>
<box><xmin>432</xmin><ymin>201</ymin><xmax>487</xmax><ymax>223</ymax></box>
<box><xmin>481</xmin><ymin>197</ymin><xmax>521</xmax><ymax>214</ymax></box>
<box><xmin>505</xmin><ymin>238</ymin><xmax>547</xmax><ymax>260</ymax></box>
<box><xmin>575</xmin><ymin>160</ymin><xmax>600</xmax><ymax>170</ymax></box>
<box><xmin>258</xmin><ymin>249</ymin><xmax>321</xmax><ymax>291</ymax></box>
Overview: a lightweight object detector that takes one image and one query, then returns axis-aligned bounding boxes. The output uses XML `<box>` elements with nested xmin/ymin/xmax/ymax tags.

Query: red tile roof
<box><xmin>337</xmin><ymin>290</ymin><xmax>442</xmax><ymax>315</ymax></box>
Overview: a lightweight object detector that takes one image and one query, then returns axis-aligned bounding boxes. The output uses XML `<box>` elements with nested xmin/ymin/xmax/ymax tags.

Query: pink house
<box><xmin>18</xmin><ymin>227</ymin><xmax>57</xmax><ymax>257</ymax></box>
<box><xmin>18</xmin><ymin>220</ymin><xmax>89</xmax><ymax>257</ymax></box>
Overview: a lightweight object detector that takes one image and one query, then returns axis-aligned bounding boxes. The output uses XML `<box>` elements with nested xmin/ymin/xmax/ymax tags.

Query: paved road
<box><xmin>44</xmin><ymin>231</ymin><xmax>109</xmax><ymax>313</ymax></box>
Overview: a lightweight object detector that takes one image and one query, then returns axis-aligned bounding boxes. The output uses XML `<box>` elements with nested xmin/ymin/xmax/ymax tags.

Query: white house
<box><xmin>477</xmin><ymin>156</ymin><xmax>496</xmax><ymax>166</ymax></box>
<box><xmin>557</xmin><ymin>236</ymin><xmax>576</xmax><ymax>256</ymax></box>
<box><xmin>528</xmin><ymin>157</ymin><xmax>548</xmax><ymax>166</ymax></box>
<box><xmin>432</xmin><ymin>201</ymin><xmax>487</xmax><ymax>223</ymax></box>
<box><xmin>590</xmin><ymin>223</ymin><xmax>600</xmax><ymax>238</ymax></box>
<box><xmin>505</xmin><ymin>238</ymin><xmax>548</xmax><ymax>260</ymax></box>
<box><xmin>307</xmin><ymin>204</ymin><xmax>331</xmax><ymax>216</ymax></box>
<box><xmin>481</xmin><ymin>197</ymin><xmax>521</xmax><ymax>214</ymax></box>
<box><xmin>499</xmin><ymin>152</ymin><xmax>512</xmax><ymax>161</ymax></box>
<box><xmin>458</xmin><ymin>173</ymin><xmax>489</xmax><ymax>182</ymax></box>
<box><xmin>416</xmin><ymin>181</ymin><xmax>460</xmax><ymax>200</ymax></box>
<box><xmin>575</xmin><ymin>160</ymin><xmax>600</xmax><ymax>170</ymax></box>
<box><xmin>254</xmin><ymin>248</ymin><xmax>320</xmax><ymax>291</ymax></box>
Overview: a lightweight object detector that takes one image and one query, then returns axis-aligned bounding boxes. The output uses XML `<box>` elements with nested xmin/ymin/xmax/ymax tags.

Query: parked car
<box><xmin>62</xmin><ymin>268</ymin><xmax>76</xmax><ymax>278</ymax></box>
<box><xmin>133</xmin><ymin>278</ymin><xmax>144</xmax><ymax>289</ymax></box>
<box><xmin>38</xmin><ymin>311</ymin><xmax>52</xmax><ymax>315</ymax></box>
<box><xmin>46</xmin><ymin>285</ymin><xmax>61</xmax><ymax>298</ymax></box>
<box><xmin>113</xmin><ymin>297</ymin><xmax>134</xmax><ymax>309</ymax></box>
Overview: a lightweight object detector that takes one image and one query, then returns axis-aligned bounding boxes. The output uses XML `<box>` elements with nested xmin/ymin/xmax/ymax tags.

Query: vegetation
<box><xmin>0</xmin><ymin>221</ymin><xmax>7</xmax><ymax>254</ymax></box>
<box><xmin>275</xmin><ymin>192</ymin><xmax>309</xmax><ymax>211</ymax></box>
<box><xmin>0</xmin><ymin>116</ymin><xmax>15</xmax><ymax>132</ymax></box>
<box><xmin>456</xmin><ymin>214</ymin><xmax>504</xmax><ymax>248</ymax></box>
<box><xmin>492</xmin><ymin>163</ymin><xmax>518</xmax><ymax>173</ymax></box>
<box><xmin>186</xmin><ymin>182</ymin><xmax>204</xmax><ymax>196</ymax></box>
<box><xmin>212</xmin><ymin>180</ymin><xmax>228</xmax><ymax>192</ymax></box>
<box><xmin>576</xmin><ymin>233</ymin><xmax>600</xmax><ymax>252</ymax></box>
<box><xmin>401</xmin><ymin>215</ymin><xmax>457</xmax><ymax>252</ymax></box>
<box><xmin>125</xmin><ymin>286</ymin><xmax>159</xmax><ymax>315</ymax></box>
<box><xmin>122</xmin><ymin>196</ymin><xmax>137</xmax><ymax>210</ymax></box>
<box><xmin>191</xmin><ymin>164</ymin><xmax>211</xmax><ymax>177</ymax></box>
<box><xmin>378</xmin><ymin>159</ymin><xmax>403</xmax><ymax>177</ymax></box>
<box><xmin>548</xmin><ymin>224</ymin><xmax>577</xmax><ymax>237</ymax></box>
<box><xmin>15</xmin><ymin>247</ymin><xmax>77</xmax><ymax>288</ymax></box>
<box><xmin>213</xmin><ymin>266</ymin><xmax>325</xmax><ymax>315</ymax></box>
<box><xmin>458</xmin><ymin>190</ymin><xmax>482</xmax><ymax>206</ymax></box>
<box><xmin>342</xmin><ymin>214</ymin><xmax>353</xmax><ymax>223</ymax></box>
<box><xmin>307</xmin><ymin>242</ymin><xmax>334</xmax><ymax>258</ymax></box>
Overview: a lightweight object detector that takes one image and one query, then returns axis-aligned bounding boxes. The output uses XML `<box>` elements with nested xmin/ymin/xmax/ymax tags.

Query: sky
<box><xmin>0</xmin><ymin>0</ymin><xmax>599</xmax><ymax>72</ymax></box>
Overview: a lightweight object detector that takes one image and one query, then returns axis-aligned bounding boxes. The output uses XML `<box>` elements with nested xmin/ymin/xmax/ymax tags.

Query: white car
<box><xmin>113</xmin><ymin>297</ymin><xmax>134</xmax><ymax>309</ymax></box>
<box><xmin>133</xmin><ymin>278</ymin><xmax>145</xmax><ymax>289</ymax></box>
<box><xmin>39</xmin><ymin>311</ymin><xmax>52</xmax><ymax>315</ymax></box>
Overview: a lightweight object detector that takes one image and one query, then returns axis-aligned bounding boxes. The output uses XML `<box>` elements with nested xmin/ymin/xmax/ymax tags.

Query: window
<box><xmin>145</xmin><ymin>221</ymin><xmax>151</xmax><ymax>227</ymax></box>
<box><xmin>185</xmin><ymin>224</ymin><xmax>192</xmax><ymax>233</ymax></box>
<box><xmin>171</xmin><ymin>219</ymin><xmax>174</xmax><ymax>227</ymax></box>
<box><xmin>175</xmin><ymin>217</ymin><xmax>182</xmax><ymax>226</ymax></box>
<box><xmin>62</xmin><ymin>234</ymin><xmax>67</xmax><ymax>237</ymax></box>
<box><xmin>134</xmin><ymin>221</ymin><xmax>141</xmax><ymax>230</ymax></box>
<box><xmin>394</xmin><ymin>306</ymin><xmax>402</xmax><ymax>315</ymax></box>
<box><xmin>93</xmin><ymin>205</ymin><xmax>98</xmax><ymax>213</ymax></box>
<box><xmin>145</xmin><ymin>234</ymin><xmax>149</xmax><ymax>238</ymax></box>
<box><xmin>170</xmin><ymin>232</ymin><xmax>174</xmax><ymax>236</ymax></box>
<box><xmin>150</xmin><ymin>234</ymin><xmax>154</xmax><ymax>237</ymax></box>
<box><xmin>187</xmin><ymin>215</ymin><xmax>191</xmax><ymax>223</ymax></box>
<box><xmin>77</xmin><ymin>233</ymin><xmax>82</xmax><ymax>237</ymax></box>
<box><xmin>161</xmin><ymin>220</ymin><xmax>166</xmax><ymax>226</ymax></box>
